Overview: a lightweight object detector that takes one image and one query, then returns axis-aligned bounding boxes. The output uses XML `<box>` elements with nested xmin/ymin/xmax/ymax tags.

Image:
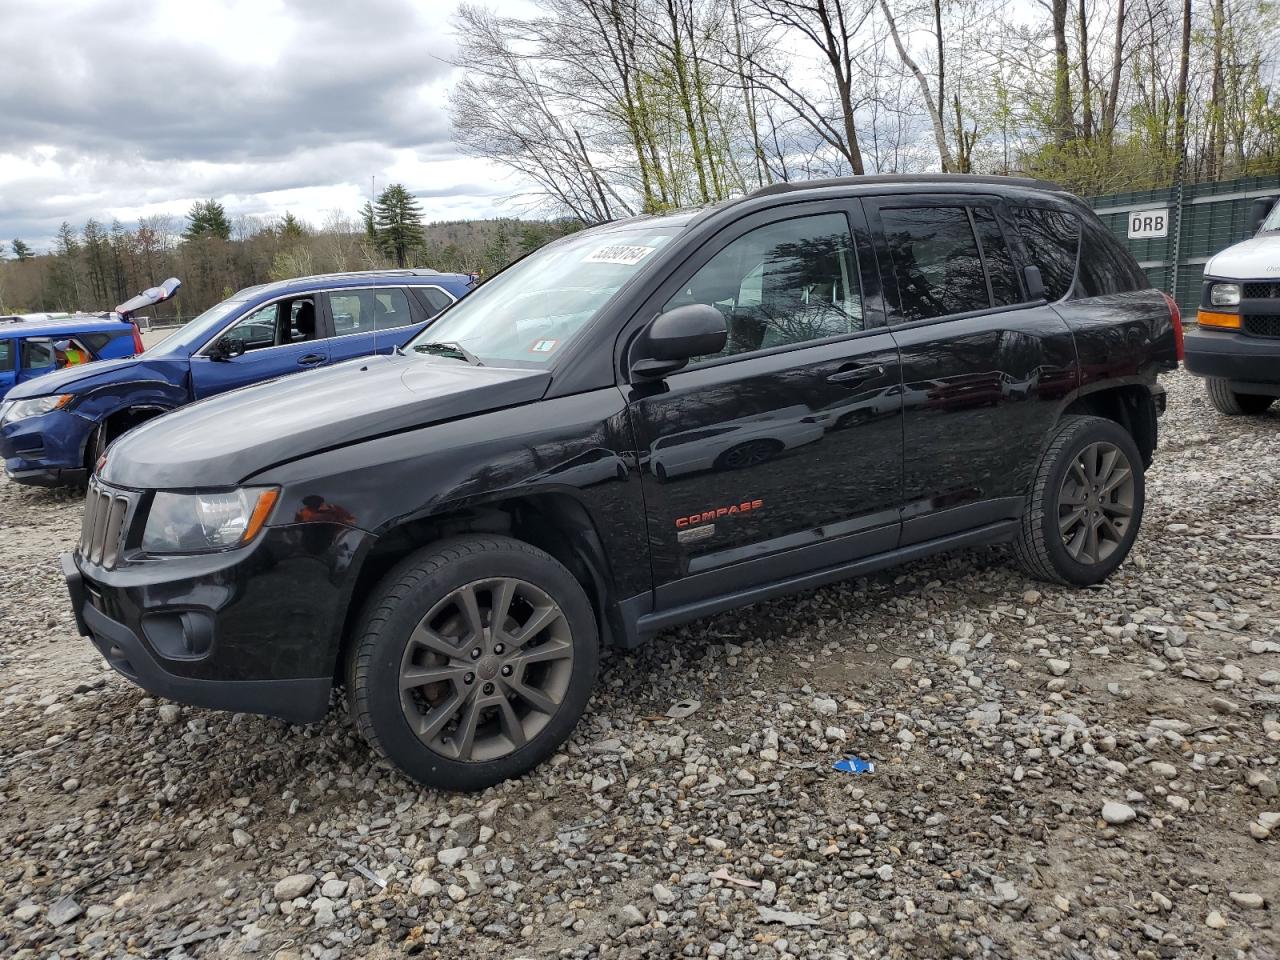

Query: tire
<box><xmin>1205</xmin><ymin>377</ymin><xmax>1274</xmax><ymax>416</ymax></box>
<box><xmin>1013</xmin><ymin>415</ymin><xmax>1145</xmax><ymax>587</ymax></box>
<box><xmin>346</xmin><ymin>535</ymin><xmax>598</xmax><ymax>791</ymax></box>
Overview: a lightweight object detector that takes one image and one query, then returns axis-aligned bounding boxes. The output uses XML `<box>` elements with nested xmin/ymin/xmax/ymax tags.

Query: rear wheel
<box><xmin>1205</xmin><ymin>377</ymin><xmax>1274</xmax><ymax>415</ymax></box>
<box><xmin>347</xmin><ymin>535</ymin><xmax>598</xmax><ymax>791</ymax></box>
<box><xmin>1013</xmin><ymin>415</ymin><xmax>1145</xmax><ymax>586</ymax></box>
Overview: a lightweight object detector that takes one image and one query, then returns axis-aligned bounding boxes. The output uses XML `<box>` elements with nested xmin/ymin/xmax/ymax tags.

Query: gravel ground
<box><xmin>1</xmin><ymin>370</ymin><xmax>1278</xmax><ymax>960</ymax></box>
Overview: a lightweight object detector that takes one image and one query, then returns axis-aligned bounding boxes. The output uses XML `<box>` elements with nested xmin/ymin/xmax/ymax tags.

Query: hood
<box><xmin>101</xmin><ymin>354</ymin><xmax>551</xmax><ymax>489</ymax></box>
<box><xmin>3</xmin><ymin>355</ymin><xmax>144</xmax><ymax>400</ymax></box>
<box><xmin>1204</xmin><ymin>234</ymin><xmax>1280</xmax><ymax>280</ymax></box>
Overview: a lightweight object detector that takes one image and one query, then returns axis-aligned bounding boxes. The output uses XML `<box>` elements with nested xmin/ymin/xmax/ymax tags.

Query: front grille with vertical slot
<box><xmin>77</xmin><ymin>481</ymin><xmax>133</xmax><ymax>569</ymax></box>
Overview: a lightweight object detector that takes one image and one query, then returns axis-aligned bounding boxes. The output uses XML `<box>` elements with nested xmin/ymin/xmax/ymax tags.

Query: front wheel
<box><xmin>1013</xmin><ymin>415</ymin><xmax>1145</xmax><ymax>587</ymax></box>
<box><xmin>1205</xmin><ymin>377</ymin><xmax>1275</xmax><ymax>416</ymax></box>
<box><xmin>347</xmin><ymin>536</ymin><xmax>599</xmax><ymax>791</ymax></box>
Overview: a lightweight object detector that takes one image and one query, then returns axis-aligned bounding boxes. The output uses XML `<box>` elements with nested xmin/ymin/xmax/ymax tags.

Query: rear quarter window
<box><xmin>1076</xmin><ymin>217</ymin><xmax>1150</xmax><ymax>297</ymax></box>
<box><xmin>1010</xmin><ymin>205</ymin><xmax>1080</xmax><ymax>302</ymax></box>
<box><xmin>0</xmin><ymin>339</ymin><xmax>13</xmax><ymax>371</ymax></box>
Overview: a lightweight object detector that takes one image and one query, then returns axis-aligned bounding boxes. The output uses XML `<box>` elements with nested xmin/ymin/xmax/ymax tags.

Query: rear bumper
<box><xmin>1184</xmin><ymin>328</ymin><xmax>1280</xmax><ymax>388</ymax></box>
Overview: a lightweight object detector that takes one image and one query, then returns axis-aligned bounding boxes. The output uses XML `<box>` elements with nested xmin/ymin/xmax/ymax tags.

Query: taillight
<box><xmin>131</xmin><ymin>322</ymin><xmax>145</xmax><ymax>354</ymax></box>
<box><xmin>1161</xmin><ymin>292</ymin><xmax>1184</xmax><ymax>362</ymax></box>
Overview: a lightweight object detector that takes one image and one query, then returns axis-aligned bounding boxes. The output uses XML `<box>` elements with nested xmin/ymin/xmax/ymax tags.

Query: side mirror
<box><xmin>1248</xmin><ymin>196</ymin><xmax>1277</xmax><ymax>234</ymax></box>
<box><xmin>209</xmin><ymin>338</ymin><xmax>245</xmax><ymax>362</ymax></box>
<box><xmin>632</xmin><ymin>304</ymin><xmax>727</xmax><ymax>379</ymax></box>
<box><xmin>1023</xmin><ymin>265</ymin><xmax>1047</xmax><ymax>301</ymax></box>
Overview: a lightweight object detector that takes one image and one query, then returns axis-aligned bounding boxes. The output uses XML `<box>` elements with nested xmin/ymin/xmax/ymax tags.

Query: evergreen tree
<box><xmin>183</xmin><ymin>199</ymin><xmax>232</xmax><ymax>241</ymax></box>
<box><xmin>372</xmin><ymin>184</ymin><xmax>425</xmax><ymax>267</ymax></box>
<box><xmin>279</xmin><ymin>211</ymin><xmax>308</xmax><ymax>241</ymax></box>
<box><xmin>50</xmin><ymin>222</ymin><xmax>84</xmax><ymax>309</ymax></box>
<box><xmin>360</xmin><ymin>201</ymin><xmax>377</xmax><ymax>242</ymax></box>
<box><xmin>12</xmin><ymin>239</ymin><xmax>33</xmax><ymax>260</ymax></box>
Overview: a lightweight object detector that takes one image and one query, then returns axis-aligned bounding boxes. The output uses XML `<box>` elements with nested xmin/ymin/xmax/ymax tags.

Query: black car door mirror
<box><xmin>632</xmin><ymin>304</ymin><xmax>728</xmax><ymax>379</ymax></box>
<box><xmin>1023</xmin><ymin>265</ymin><xmax>1047</xmax><ymax>302</ymax></box>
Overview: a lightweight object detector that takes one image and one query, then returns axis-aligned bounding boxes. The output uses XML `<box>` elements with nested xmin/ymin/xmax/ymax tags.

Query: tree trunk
<box><xmin>1102</xmin><ymin>0</ymin><xmax>1125</xmax><ymax>142</ymax></box>
<box><xmin>1051</xmin><ymin>0</ymin><xmax>1073</xmax><ymax>147</ymax></box>
<box><xmin>1173</xmin><ymin>0</ymin><xmax>1191</xmax><ymax>174</ymax></box>
<box><xmin>1077</xmin><ymin>0</ymin><xmax>1093</xmax><ymax>141</ymax></box>
<box><xmin>664</xmin><ymin>0</ymin><xmax>712</xmax><ymax>202</ymax></box>
<box><xmin>1207</xmin><ymin>0</ymin><xmax>1225</xmax><ymax>178</ymax></box>
<box><xmin>879</xmin><ymin>0</ymin><xmax>955</xmax><ymax>171</ymax></box>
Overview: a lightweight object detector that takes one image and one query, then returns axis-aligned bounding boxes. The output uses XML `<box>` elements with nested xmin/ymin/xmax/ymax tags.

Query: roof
<box><xmin>246</xmin><ymin>268</ymin><xmax>475</xmax><ymax>299</ymax></box>
<box><xmin>0</xmin><ymin>313</ymin><xmax>135</xmax><ymax>338</ymax></box>
<box><xmin>748</xmin><ymin>173</ymin><xmax>1065</xmax><ymax>198</ymax></box>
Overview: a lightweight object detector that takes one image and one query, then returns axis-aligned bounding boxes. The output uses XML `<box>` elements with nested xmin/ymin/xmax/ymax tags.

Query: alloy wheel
<box><xmin>1057</xmin><ymin>440</ymin><xmax>1134</xmax><ymax>565</ymax></box>
<box><xmin>398</xmin><ymin>578</ymin><xmax>574</xmax><ymax>763</ymax></box>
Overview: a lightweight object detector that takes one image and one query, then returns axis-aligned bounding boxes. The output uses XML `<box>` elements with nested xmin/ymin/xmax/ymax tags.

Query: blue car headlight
<box><xmin>0</xmin><ymin>395</ymin><xmax>73</xmax><ymax>426</ymax></box>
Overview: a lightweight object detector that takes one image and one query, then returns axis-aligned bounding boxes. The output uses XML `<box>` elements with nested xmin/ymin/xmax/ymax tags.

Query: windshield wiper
<box><xmin>413</xmin><ymin>340</ymin><xmax>484</xmax><ymax>366</ymax></box>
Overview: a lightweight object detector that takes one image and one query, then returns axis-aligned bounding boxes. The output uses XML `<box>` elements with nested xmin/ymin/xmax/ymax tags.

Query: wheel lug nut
<box><xmin>483</xmin><ymin>682</ymin><xmax>495</xmax><ymax>695</ymax></box>
<box><xmin>464</xmin><ymin>672</ymin><xmax>474</xmax><ymax>684</ymax></box>
<box><xmin>494</xmin><ymin>643</ymin><xmax>505</xmax><ymax>654</ymax></box>
<box><xmin>471</xmin><ymin>648</ymin><xmax>481</xmax><ymax>659</ymax></box>
<box><xmin>501</xmin><ymin>665</ymin><xmax>512</xmax><ymax>677</ymax></box>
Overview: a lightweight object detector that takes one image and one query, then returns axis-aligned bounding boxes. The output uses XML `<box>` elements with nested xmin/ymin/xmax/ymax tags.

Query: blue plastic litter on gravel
<box><xmin>832</xmin><ymin>756</ymin><xmax>875</xmax><ymax>775</ymax></box>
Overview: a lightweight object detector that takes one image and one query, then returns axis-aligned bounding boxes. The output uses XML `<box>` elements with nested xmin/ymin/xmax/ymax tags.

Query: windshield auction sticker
<box><xmin>530</xmin><ymin>339</ymin><xmax>559</xmax><ymax>353</ymax></box>
<box><xmin>584</xmin><ymin>244</ymin><xmax>656</xmax><ymax>266</ymax></box>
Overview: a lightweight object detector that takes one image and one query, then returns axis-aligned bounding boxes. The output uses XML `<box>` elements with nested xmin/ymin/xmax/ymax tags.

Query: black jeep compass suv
<box><xmin>65</xmin><ymin>175</ymin><xmax>1181</xmax><ymax>790</ymax></box>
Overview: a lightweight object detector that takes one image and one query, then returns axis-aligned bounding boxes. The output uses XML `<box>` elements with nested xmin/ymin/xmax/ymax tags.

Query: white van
<box><xmin>1184</xmin><ymin>195</ymin><xmax>1280</xmax><ymax>414</ymax></box>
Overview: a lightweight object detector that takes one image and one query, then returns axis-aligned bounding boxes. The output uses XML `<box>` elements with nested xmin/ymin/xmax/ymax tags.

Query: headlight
<box><xmin>0</xmin><ymin>394</ymin><xmax>72</xmax><ymax>425</ymax></box>
<box><xmin>142</xmin><ymin>487</ymin><xmax>279</xmax><ymax>554</ymax></box>
<box><xmin>1209</xmin><ymin>282</ymin><xmax>1241</xmax><ymax>307</ymax></box>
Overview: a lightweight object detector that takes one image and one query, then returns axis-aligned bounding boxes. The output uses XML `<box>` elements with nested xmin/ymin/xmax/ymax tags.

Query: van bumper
<box><xmin>1183</xmin><ymin>328</ymin><xmax>1280</xmax><ymax>391</ymax></box>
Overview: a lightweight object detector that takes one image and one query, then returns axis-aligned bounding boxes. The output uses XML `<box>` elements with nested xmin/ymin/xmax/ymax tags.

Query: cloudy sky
<box><xmin>0</xmin><ymin>0</ymin><xmax>534</xmax><ymax>250</ymax></box>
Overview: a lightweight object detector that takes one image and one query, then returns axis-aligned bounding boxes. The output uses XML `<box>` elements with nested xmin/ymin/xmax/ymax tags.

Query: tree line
<box><xmin>451</xmin><ymin>0</ymin><xmax>1279</xmax><ymax>218</ymax></box>
<box><xmin>0</xmin><ymin>186</ymin><xmax>580</xmax><ymax>316</ymax></box>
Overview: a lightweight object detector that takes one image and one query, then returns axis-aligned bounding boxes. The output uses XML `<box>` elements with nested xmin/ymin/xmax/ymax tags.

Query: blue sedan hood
<box><xmin>4</xmin><ymin>356</ymin><xmax>144</xmax><ymax>400</ymax></box>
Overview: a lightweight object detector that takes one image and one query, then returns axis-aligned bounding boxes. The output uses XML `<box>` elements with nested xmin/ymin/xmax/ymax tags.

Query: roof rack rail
<box><xmin>286</xmin><ymin>268</ymin><xmax>444</xmax><ymax>284</ymax></box>
<box><xmin>747</xmin><ymin>173</ymin><xmax>1064</xmax><ymax>199</ymax></box>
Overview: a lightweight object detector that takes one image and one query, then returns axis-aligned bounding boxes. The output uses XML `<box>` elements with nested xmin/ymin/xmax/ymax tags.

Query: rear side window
<box><xmin>971</xmin><ymin>207</ymin><xmax>1021</xmax><ymax>306</ymax></box>
<box><xmin>416</xmin><ymin>286</ymin><xmax>455</xmax><ymax>317</ymax></box>
<box><xmin>0</xmin><ymin>339</ymin><xmax>13</xmax><ymax>372</ymax></box>
<box><xmin>330</xmin><ymin>288</ymin><xmax>416</xmax><ymax>333</ymax></box>
<box><xmin>880</xmin><ymin>206</ymin><xmax>988</xmax><ymax>320</ymax></box>
<box><xmin>1010</xmin><ymin>206</ymin><xmax>1079</xmax><ymax>301</ymax></box>
<box><xmin>1076</xmin><ymin>218</ymin><xmax>1149</xmax><ymax>297</ymax></box>
<box><xmin>78</xmin><ymin>332</ymin><xmax>120</xmax><ymax>355</ymax></box>
<box><xmin>22</xmin><ymin>338</ymin><xmax>55</xmax><ymax>369</ymax></box>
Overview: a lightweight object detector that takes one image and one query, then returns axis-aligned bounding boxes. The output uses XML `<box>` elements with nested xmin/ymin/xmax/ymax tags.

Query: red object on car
<box><xmin>1161</xmin><ymin>292</ymin><xmax>1184</xmax><ymax>361</ymax></box>
<box><xmin>131</xmin><ymin>321</ymin><xmax>145</xmax><ymax>354</ymax></box>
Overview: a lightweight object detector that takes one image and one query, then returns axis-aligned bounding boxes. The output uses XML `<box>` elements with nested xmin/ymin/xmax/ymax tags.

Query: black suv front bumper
<box><xmin>63</xmin><ymin>519</ymin><xmax>374</xmax><ymax>724</ymax></box>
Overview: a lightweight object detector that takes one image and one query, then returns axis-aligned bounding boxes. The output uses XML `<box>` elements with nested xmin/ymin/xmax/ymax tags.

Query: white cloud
<box><xmin>0</xmin><ymin>0</ymin><xmax>527</xmax><ymax>248</ymax></box>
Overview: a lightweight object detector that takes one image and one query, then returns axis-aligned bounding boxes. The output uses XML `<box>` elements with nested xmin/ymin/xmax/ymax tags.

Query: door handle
<box><xmin>827</xmin><ymin>363</ymin><xmax>884</xmax><ymax>386</ymax></box>
<box><xmin>297</xmin><ymin>354</ymin><xmax>326</xmax><ymax>367</ymax></box>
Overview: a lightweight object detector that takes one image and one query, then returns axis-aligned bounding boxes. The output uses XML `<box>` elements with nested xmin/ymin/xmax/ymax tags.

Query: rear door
<box><xmin>189</xmin><ymin>295</ymin><xmax>331</xmax><ymax>398</ymax></box>
<box><xmin>324</xmin><ymin>286</ymin><xmax>431</xmax><ymax>365</ymax></box>
<box><xmin>864</xmin><ymin>193</ymin><xmax>1078</xmax><ymax>543</ymax></box>
<box><xmin>16</xmin><ymin>337</ymin><xmax>57</xmax><ymax>384</ymax></box>
<box><xmin>623</xmin><ymin>200</ymin><xmax>904</xmax><ymax>607</ymax></box>
<box><xmin>0</xmin><ymin>337</ymin><xmax>15</xmax><ymax>396</ymax></box>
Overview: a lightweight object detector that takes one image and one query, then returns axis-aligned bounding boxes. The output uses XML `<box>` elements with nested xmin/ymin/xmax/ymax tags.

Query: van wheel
<box><xmin>1205</xmin><ymin>377</ymin><xmax>1274</xmax><ymax>415</ymax></box>
<box><xmin>347</xmin><ymin>535</ymin><xmax>598</xmax><ymax>791</ymax></box>
<box><xmin>1013</xmin><ymin>415</ymin><xmax>1145</xmax><ymax>587</ymax></box>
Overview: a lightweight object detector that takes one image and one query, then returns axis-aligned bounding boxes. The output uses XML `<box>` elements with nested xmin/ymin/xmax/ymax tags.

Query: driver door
<box><xmin>189</xmin><ymin>296</ymin><xmax>331</xmax><ymax>398</ymax></box>
<box><xmin>17</xmin><ymin>337</ymin><xmax>57</xmax><ymax>384</ymax></box>
<box><xmin>0</xmin><ymin>337</ymin><xmax>15</xmax><ymax>396</ymax></box>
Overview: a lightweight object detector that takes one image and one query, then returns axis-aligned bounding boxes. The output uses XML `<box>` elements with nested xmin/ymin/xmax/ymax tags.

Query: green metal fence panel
<box><xmin>1087</xmin><ymin>174</ymin><xmax>1280</xmax><ymax>314</ymax></box>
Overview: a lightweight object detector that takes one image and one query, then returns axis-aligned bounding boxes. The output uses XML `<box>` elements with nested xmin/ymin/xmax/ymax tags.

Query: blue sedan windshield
<box><xmin>144</xmin><ymin>298</ymin><xmax>247</xmax><ymax>356</ymax></box>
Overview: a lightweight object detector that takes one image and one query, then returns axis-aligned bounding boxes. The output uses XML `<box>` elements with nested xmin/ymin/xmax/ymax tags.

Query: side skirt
<box><xmin>628</xmin><ymin>519</ymin><xmax>1019</xmax><ymax>642</ymax></box>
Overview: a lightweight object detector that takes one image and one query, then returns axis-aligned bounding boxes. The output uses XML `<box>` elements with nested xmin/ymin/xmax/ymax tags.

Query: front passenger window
<box><xmin>663</xmin><ymin>213</ymin><xmax>863</xmax><ymax>361</ymax></box>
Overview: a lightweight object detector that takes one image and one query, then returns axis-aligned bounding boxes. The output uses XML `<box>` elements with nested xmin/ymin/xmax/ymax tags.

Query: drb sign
<box><xmin>1127</xmin><ymin>208</ymin><xmax>1169</xmax><ymax>239</ymax></box>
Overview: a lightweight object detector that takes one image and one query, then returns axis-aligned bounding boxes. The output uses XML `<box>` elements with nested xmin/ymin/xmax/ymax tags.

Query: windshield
<box><xmin>1260</xmin><ymin>200</ymin><xmax>1280</xmax><ymax>234</ymax></box>
<box><xmin>407</xmin><ymin>226</ymin><xmax>680</xmax><ymax>366</ymax></box>
<box><xmin>144</xmin><ymin>298</ymin><xmax>247</xmax><ymax>356</ymax></box>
